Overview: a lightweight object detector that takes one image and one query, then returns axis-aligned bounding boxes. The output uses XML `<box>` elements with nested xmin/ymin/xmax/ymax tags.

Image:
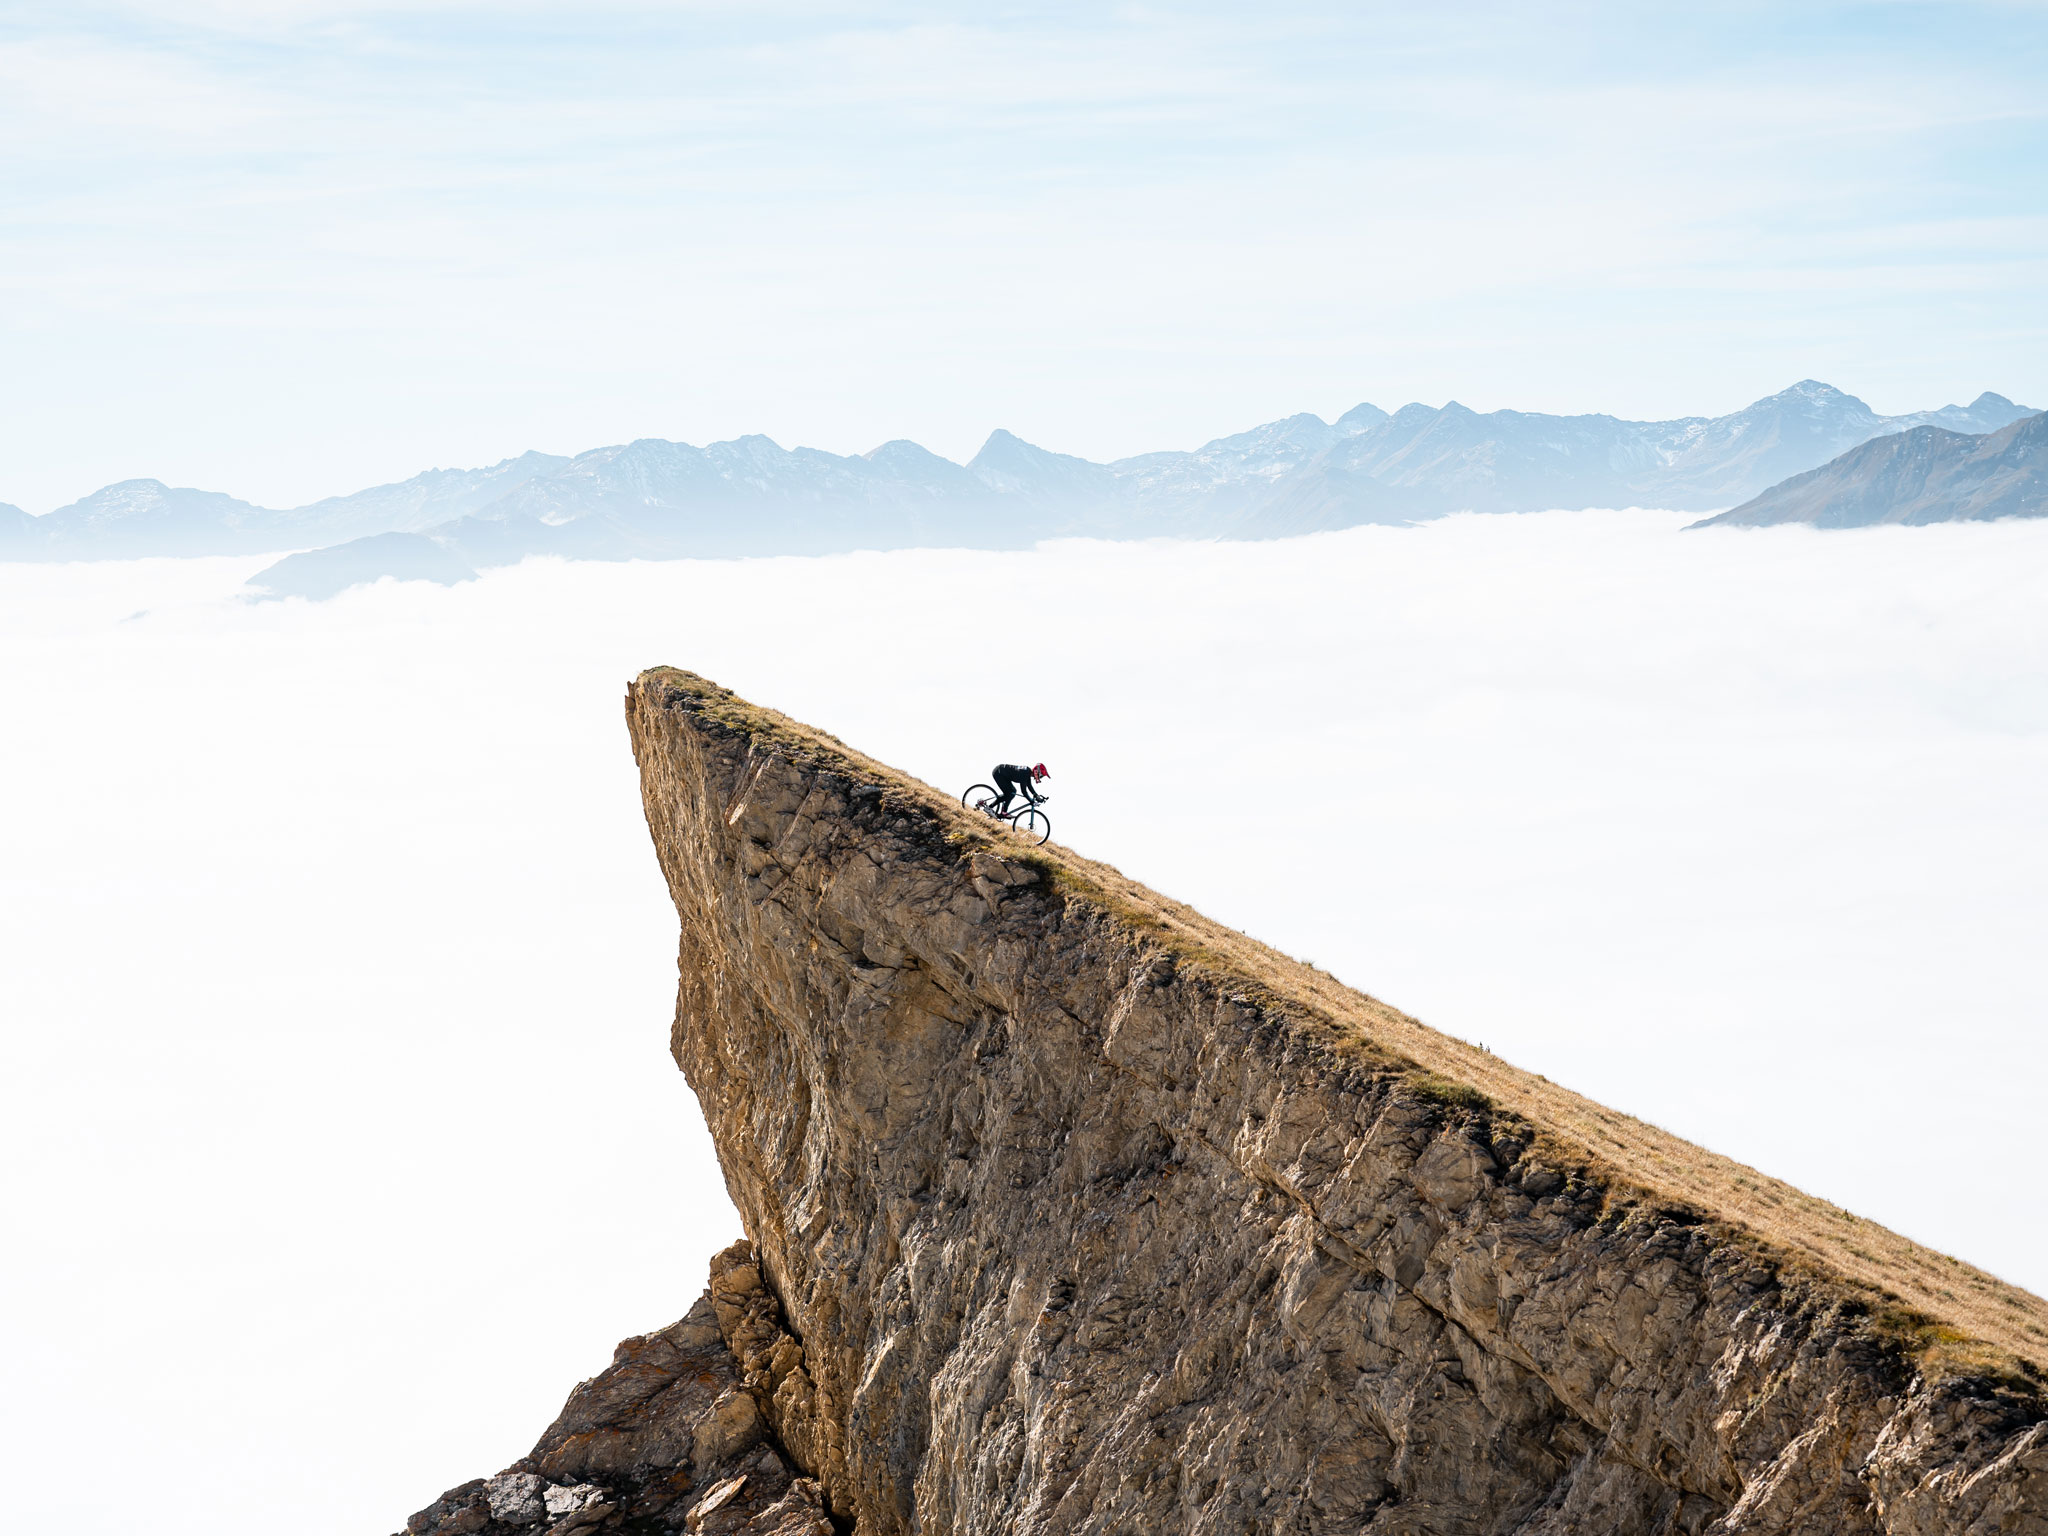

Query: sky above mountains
<box><xmin>2</xmin><ymin>2</ymin><xmax>2045</xmax><ymax>512</ymax></box>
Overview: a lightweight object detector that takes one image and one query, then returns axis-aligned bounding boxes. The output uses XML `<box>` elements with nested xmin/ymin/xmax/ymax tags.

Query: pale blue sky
<box><xmin>3</xmin><ymin>1</ymin><xmax>2045</xmax><ymax>510</ymax></box>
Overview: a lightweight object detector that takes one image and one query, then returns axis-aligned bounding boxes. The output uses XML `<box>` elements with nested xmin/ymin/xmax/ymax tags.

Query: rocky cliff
<box><xmin>400</xmin><ymin>669</ymin><xmax>2048</xmax><ymax>1536</ymax></box>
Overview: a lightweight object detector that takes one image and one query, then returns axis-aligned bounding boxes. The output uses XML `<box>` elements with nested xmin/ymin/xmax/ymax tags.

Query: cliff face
<box><xmin>402</xmin><ymin>669</ymin><xmax>2048</xmax><ymax>1536</ymax></box>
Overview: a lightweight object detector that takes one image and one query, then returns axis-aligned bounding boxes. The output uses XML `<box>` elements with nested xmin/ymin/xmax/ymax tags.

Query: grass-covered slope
<box><xmin>638</xmin><ymin>665</ymin><xmax>2048</xmax><ymax>1384</ymax></box>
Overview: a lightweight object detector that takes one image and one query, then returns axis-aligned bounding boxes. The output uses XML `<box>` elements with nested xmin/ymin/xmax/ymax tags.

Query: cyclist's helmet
<box><xmin>1032</xmin><ymin>763</ymin><xmax>1049</xmax><ymax>779</ymax></box>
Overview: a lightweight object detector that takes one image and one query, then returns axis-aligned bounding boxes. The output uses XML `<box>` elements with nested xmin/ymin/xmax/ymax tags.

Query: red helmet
<box><xmin>1032</xmin><ymin>763</ymin><xmax>1049</xmax><ymax>779</ymax></box>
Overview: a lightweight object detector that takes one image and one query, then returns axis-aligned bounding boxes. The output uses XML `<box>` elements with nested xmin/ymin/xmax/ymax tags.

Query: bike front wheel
<box><xmin>961</xmin><ymin>783</ymin><xmax>999</xmax><ymax>815</ymax></box>
<box><xmin>1010</xmin><ymin>807</ymin><xmax>1051</xmax><ymax>845</ymax></box>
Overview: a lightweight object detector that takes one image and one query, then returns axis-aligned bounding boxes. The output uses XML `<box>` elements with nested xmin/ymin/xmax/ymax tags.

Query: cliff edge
<box><xmin>400</xmin><ymin>668</ymin><xmax>2047</xmax><ymax>1536</ymax></box>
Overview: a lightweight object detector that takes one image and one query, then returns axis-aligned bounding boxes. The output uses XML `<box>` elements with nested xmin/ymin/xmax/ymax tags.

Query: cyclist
<box><xmin>991</xmin><ymin>761</ymin><xmax>1049</xmax><ymax>816</ymax></box>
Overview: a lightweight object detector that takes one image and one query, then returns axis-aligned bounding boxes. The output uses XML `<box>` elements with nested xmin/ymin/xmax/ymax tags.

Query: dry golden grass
<box><xmin>637</xmin><ymin>667</ymin><xmax>2048</xmax><ymax>1381</ymax></box>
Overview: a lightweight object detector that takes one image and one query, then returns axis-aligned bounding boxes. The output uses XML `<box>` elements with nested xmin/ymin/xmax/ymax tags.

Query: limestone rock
<box><xmin>394</xmin><ymin>1278</ymin><xmax>832</xmax><ymax>1536</ymax></box>
<box><xmin>485</xmin><ymin>1473</ymin><xmax>545</xmax><ymax>1526</ymax></box>
<box><xmin>402</xmin><ymin>667</ymin><xmax>2048</xmax><ymax>1535</ymax></box>
<box><xmin>612</xmin><ymin>668</ymin><xmax>2048</xmax><ymax>1535</ymax></box>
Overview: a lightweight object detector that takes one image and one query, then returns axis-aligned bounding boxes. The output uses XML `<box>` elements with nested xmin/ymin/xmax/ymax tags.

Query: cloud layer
<box><xmin>3</xmin><ymin>511</ymin><xmax>2046</xmax><ymax>1532</ymax></box>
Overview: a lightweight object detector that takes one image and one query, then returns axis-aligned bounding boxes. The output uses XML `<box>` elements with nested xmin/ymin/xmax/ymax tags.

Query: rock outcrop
<box><xmin>399</xmin><ymin>1245</ymin><xmax>834</xmax><ymax>1536</ymax></box>
<box><xmin>402</xmin><ymin>668</ymin><xmax>2048</xmax><ymax>1535</ymax></box>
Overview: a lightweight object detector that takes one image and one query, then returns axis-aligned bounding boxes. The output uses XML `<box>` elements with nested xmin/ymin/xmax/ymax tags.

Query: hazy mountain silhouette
<box><xmin>1693</xmin><ymin>410</ymin><xmax>2048</xmax><ymax>528</ymax></box>
<box><xmin>1118</xmin><ymin>384</ymin><xmax>2037</xmax><ymax>535</ymax></box>
<box><xmin>5</xmin><ymin>383</ymin><xmax>2037</xmax><ymax>594</ymax></box>
<box><xmin>0</xmin><ymin>455</ymin><xmax>568</xmax><ymax>560</ymax></box>
<box><xmin>13</xmin><ymin>480</ymin><xmax>280</xmax><ymax>558</ymax></box>
<box><xmin>245</xmin><ymin>532</ymin><xmax>480</xmax><ymax>601</ymax></box>
<box><xmin>281</xmin><ymin>452</ymin><xmax>570</xmax><ymax>542</ymax></box>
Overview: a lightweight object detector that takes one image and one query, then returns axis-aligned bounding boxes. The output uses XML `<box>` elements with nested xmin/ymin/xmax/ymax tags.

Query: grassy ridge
<box><xmin>637</xmin><ymin>665</ymin><xmax>2048</xmax><ymax>1386</ymax></box>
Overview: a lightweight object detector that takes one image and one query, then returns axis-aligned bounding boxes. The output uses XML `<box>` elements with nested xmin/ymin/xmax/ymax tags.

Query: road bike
<box><xmin>960</xmin><ymin>784</ymin><xmax>1052</xmax><ymax>845</ymax></box>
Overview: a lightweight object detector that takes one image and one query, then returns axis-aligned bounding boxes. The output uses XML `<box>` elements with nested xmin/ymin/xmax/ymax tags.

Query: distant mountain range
<box><xmin>1693</xmin><ymin>409</ymin><xmax>2048</xmax><ymax>528</ymax></box>
<box><xmin>0</xmin><ymin>450</ymin><xmax>573</xmax><ymax>560</ymax></box>
<box><xmin>0</xmin><ymin>382</ymin><xmax>2036</xmax><ymax>594</ymax></box>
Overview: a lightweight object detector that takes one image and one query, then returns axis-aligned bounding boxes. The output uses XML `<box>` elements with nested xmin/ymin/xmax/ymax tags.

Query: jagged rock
<box><xmin>394</xmin><ymin>1278</ymin><xmax>832</xmax><ymax>1536</ymax></box>
<box><xmin>610</xmin><ymin>668</ymin><xmax>2048</xmax><ymax>1535</ymax></box>
<box><xmin>543</xmin><ymin>1482</ymin><xmax>609</xmax><ymax>1522</ymax></box>
<box><xmin>402</xmin><ymin>667</ymin><xmax>2046</xmax><ymax>1535</ymax></box>
<box><xmin>486</xmin><ymin>1473</ymin><xmax>546</xmax><ymax>1525</ymax></box>
<box><xmin>684</xmin><ymin>1475</ymin><xmax>747</xmax><ymax>1532</ymax></box>
<box><xmin>405</xmin><ymin>1481</ymin><xmax>491</xmax><ymax>1535</ymax></box>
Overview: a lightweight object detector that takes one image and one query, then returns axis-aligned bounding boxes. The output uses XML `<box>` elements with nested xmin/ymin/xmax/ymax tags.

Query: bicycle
<box><xmin>960</xmin><ymin>784</ymin><xmax>1052</xmax><ymax>845</ymax></box>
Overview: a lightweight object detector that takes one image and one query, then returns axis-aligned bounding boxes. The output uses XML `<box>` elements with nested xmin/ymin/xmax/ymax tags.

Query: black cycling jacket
<box><xmin>993</xmin><ymin>763</ymin><xmax>1041</xmax><ymax>799</ymax></box>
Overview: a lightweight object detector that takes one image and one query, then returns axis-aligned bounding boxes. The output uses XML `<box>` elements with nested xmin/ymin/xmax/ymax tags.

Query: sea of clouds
<box><xmin>4</xmin><ymin>510</ymin><xmax>2045</xmax><ymax>1534</ymax></box>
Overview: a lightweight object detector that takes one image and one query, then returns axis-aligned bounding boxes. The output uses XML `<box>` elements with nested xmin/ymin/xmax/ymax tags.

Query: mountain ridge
<box><xmin>1692</xmin><ymin>409</ymin><xmax>2048</xmax><ymax>528</ymax></box>
<box><xmin>5</xmin><ymin>383</ymin><xmax>2037</xmax><ymax>583</ymax></box>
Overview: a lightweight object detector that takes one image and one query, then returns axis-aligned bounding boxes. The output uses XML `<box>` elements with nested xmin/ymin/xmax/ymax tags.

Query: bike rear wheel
<box><xmin>1011</xmin><ymin>807</ymin><xmax>1051</xmax><ymax>845</ymax></box>
<box><xmin>962</xmin><ymin>783</ymin><xmax>1000</xmax><ymax>815</ymax></box>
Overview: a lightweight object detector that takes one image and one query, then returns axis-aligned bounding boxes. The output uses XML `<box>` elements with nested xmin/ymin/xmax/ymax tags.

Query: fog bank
<box><xmin>3</xmin><ymin>510</ymin><xmax>2044</xmax><ymax>1534</ymax></box>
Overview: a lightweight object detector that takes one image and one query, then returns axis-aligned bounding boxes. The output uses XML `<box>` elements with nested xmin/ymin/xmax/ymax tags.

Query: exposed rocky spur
<box><xmin>396</xmin><ymin>1245</ymin><xmax>833</xmax><ymax>1536</ymax></box>
<box><xmin>403</xmin><ymin>667</ymin><xmax>2048</xmax><ymax>1534</ymax></box>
